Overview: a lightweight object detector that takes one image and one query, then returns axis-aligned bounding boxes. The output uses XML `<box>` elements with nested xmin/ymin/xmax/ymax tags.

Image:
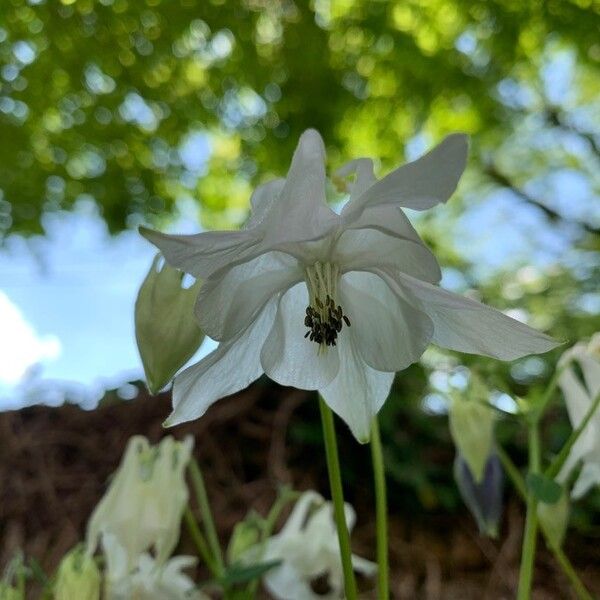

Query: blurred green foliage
<box><xmin>1</xmin><ymin>0</ymin><xmax>598</xmax><ymax>235</ymax></box>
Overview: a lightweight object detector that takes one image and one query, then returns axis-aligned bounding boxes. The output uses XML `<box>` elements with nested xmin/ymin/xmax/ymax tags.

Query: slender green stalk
<box><xmin>496</xmin><ymin>445</ymin><xmax>527</xmax><ymax>498</ymax></box>
<box><xmin>517</xmin><ymin>423</ymin><xmax>540</xmax><ymax>600</ymax></box>
<box><xmin>189</xmin><ymin>458</ymin><xmax>225</xmax><ymax>576</ymax></box>
<box><xmin>546</xmin><ymin>391</ymin><xmax>600</xmax><ymax>480</ymax></box>
<box><xmin>246</xmin><ymin>488</ymin><xmax>299</xmax><ymax>597</ymax></box>
<box><xmin>184</xmin><ymin>507</ymin><xmax>217</xmax><ymax>574</ymax></box>
<box><xmin>499</xmin><ymin>445</ymin><xmax>593</xmax><ymax>600</ymax></box>
<box><xmin>319</xmin><ymin>397</ymin><xmax>358</xmax><ymax>600</ymax></box>
<box><xmin>370</xmin><ymin>417</ymin><xmax>389</xmax><ymax>600</ymax></box>
<box><xmin>551</xmin><ymin>545</ymin><xmax>594</xmax><ymax>600</ymax></box>
<box><xmin>532</xmin><ymin>363</ymin><xmax>568</xmax><ymax>419</ymax></box>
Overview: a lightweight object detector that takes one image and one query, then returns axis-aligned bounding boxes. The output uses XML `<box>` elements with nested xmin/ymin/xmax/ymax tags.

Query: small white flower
<box><xmin>86</xmin><ymin>436</ymin><xmax>193</xmax><ymax>569</ymax></box>
<box><xmin>142</xmin><ymin>130</ymin><xmax>559</xmax><ymax>442</ymax></box>
<box><xmin>102</xmin><ymin>534</ymin><xmax>205</xmax><ymax>600</ymax></box>
<box><xmin>557</xmin><ymin>333</ymin><xmax>600</xmax><ymax>499</ymax></box>
<box><xmin>249</xmin><ymin>491</ymin><xmax>375</xmax><ymax>600</ymax></box>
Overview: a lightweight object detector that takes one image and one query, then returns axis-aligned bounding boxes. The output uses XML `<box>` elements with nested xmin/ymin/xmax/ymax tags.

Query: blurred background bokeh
<box><xmin>1</xmin><ymin>0</ymin><xmax>599</xmax><ymax>596</ymax></box>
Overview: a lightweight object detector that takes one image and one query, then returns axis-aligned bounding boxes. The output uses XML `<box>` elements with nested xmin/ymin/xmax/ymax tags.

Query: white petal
<box><xmin>196</xmin><ymin>251</ymin><xmax>302</xmax><ymax>341</ymax></box>
<box><xmin>164</xmin><ymin>301</ymin><xmax>276</xmax><ymax>426</ymax></box>
<box><xmin>264</xmin><ymin>129</ymin><xmax>338</xmax><ymax>244</ymax></box>
<box><xmin>559</xmin><ymin>367</ymin><xmax>595</xmax><ymax>431</ymax></box>
<box><xmin>339</xmin><ymin>271</ymin><xmax>433</xmax><ymax>372</ymax></box>
<box><xmin>264</xmin><ymin>562</ymin><xmax>321</xmax><ymax>600</ymax></box>
<box><xmin>245</xmin><ymin>178</ymin><xmax>286</xmax><ymax>229</ymax></box>
<box><xmin>334</xmin><ymin>226</ymin><xmax>441</xmax><ymax>283</ymax></box>
<box><xmin>279</xmin><ymin>491</ymin><xmax>323</xmax><ymax>537</ymax></box>
<box><xmin>140</xmin><ymin>226</ymin><xmax>258</xmax><ymax>279</ymax></box>
<box><xmin>261</xmin><ymin>284</ymin><xmax>340</xmax><ymax>390</ymax></box>
<box><xmin>579</xmin><ymin>353</ymin><xmax>600</xmax><ymax>401</ymax></box>
<box><xmin>352</xmin><ymin>555</ymin><xmax>378</xmax><ymax>577</ymax></box>
<box><xmin>342</xmin><ymin>133</ymin><xmax>468</xmax><ymax>220</ymax></box>
<box><xmin>348</xmin><ymin>204</ymin><xmax>425</xmax><ymax>244</ymax></box>
<box><xmin>334</xmin><ymin>158</ymin><xmax>375</xmax><ymax>202</ymax></box>
<box><xmin>571</xmin><ymin>462</ymin><xmax>600</xmax><ymax>500</ymax></box>
<box><xmin>321</xmin><ymin>328</ymin><xmax>394</xmax><ymax>443</ymax></box>
<box><xmin>382</xmin><ymin>271</ymin><xmax>560</xmax><ymax>360</ymax></box>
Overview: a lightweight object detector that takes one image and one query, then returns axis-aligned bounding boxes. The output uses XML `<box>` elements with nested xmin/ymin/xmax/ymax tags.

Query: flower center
<box><xmin>304</xmin><ymin>261</ymin><xmax>350</xmax><ymax>348</ymax></box>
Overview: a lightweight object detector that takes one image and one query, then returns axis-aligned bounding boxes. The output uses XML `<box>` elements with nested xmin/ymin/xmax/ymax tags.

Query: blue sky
<box><xmin>0</xmin><ymin>197</ymin><xmax>220</xmax><ymax>410</ymax></box>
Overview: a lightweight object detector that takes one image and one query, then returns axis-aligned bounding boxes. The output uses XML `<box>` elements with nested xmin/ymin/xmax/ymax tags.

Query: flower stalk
<box><xmin>189</xmin><ymin>458</ymin><xmax>225</xmax><ymax>577</ymax></box>
<box><xmin>517</xmin><ymin>421</ymin><xmax>541</xmax><ymax>600</ymax></box>
<box><xmin>370</xmin><ymin>417</ymin><xmax>389</xmax><ymax>600</ymax></box>
<box><xmin>319</xmin><ymin>396</ymin><xmax>358</xmax><ymax>599</ymax></box>
<box><xmin>183</xmin><ymin>507</ymin><xmax>216</xmax><ymax>575</ymax></box>
<box><xmin>498</xmin><ymin>444</ymin><xmax>593</xmax><ymax>600</ymax></box>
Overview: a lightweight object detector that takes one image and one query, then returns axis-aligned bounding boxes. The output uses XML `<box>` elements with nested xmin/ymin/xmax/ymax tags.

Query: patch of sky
<box><xmin>12</xmin><ymin>40</ymin><xmax>36</xmax><ymax>65</ymax></box>
<box><xmin>119</xmin><ymin>92</ymin><xmax>159</xmax><ymax>131</ymax></box>
<box><xmin>455</xmin><ymin>188</ymin><xmax>578</xmax><ymax>279</ymax></box>
<box><xmin>0</xmin><ymin>177</ymin><xmax>217</xmax><ymax>411</ymax></box>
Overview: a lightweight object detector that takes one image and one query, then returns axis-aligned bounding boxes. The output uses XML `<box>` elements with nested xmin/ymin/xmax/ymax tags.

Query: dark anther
<box><xmin>304</xmin><ymin>299</ymin><xmax>351</xmax><ymax>346</ymax></box>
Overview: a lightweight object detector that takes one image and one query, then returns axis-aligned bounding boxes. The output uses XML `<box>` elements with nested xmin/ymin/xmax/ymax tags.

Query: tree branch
<box><xmin>482</xmin><ymin>164</ymin><xmax>599</xmax><ymax>236</ymax></box>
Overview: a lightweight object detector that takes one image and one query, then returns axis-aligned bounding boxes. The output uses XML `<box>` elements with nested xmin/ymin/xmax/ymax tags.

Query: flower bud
<box><xmin>86</xmin><ymin>435</ymin><xmax>193</xmax><ymax>569</ymax></box>
<box><xmin>537</xmin><ymin>490</ymin><xmax>570</xmax><ymax>549</ymax></box>
<box><xmin>227</xmin><ymin>517</ymin><xmax>262</xmax><ymax>565</ymax></box>
<box><xmin>135</xmin><ymin>254</ymin><xmax>204</xmax><ymax>394</ymax></box>
<box><xmin>448</xmin><ymin>376</ymin><xmax>496</xmax><ymax>483</ymax></box>
<box><xmin>455</xmin><ymin>453</ymin><xmax>504</xmax><ymax>538</ymax></box>
<box><xmin>54</xmin><ymin>547</ymin><xmax>100</xmax><ymax>600</ymax></box>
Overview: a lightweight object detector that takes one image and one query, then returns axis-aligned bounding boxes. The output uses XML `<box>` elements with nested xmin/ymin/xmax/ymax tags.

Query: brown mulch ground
<box><xmin>1</xmin><ymin>381</ymin><xmax>599</xmax><ymax>599</ymax></box>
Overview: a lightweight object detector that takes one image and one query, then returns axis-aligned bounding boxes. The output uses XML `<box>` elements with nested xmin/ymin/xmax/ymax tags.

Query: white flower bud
<box><xmin>54</xmin><ymin>547</ymin><xmax>100</xmax><ymax>600</ymax></box>
<box><xmin>448</xmin><ymin>376</ymin><xmax>496</xmax><ymax>483</ymax></box>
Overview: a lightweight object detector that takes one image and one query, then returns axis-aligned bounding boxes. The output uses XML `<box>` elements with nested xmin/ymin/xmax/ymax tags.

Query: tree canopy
<box><xmin>1</xmin><ymin>0</ymin><xmax>598</xmax><ymax>237</ymax></box>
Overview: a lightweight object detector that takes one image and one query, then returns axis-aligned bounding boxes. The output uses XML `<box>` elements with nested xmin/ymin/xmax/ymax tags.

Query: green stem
<box><xmin>498</xmin><ymin>445</ymin><xmax>593</xmax><ymax>600</ymax></box>
<box><xmin>496</xmin><ymin>445</ymin><xmax>527</xmax><ymax>498</ymax></box>
<box><xmin>183</xmin><ymin>507</ymin><xmax>217</xmax><ymax>574</ymax></box>
<box><xmin>319</xmin><ymin>397</ymin><xmax>358</xmax><ymax>600</ymax></box>
<box><xmin>246</xmin><ymin>488</ymin><xmax>299</xmax><ymax>597</ymax></box>
<box><xmin>517</xmin><ymin>423</ymin><xmax>540</xmax><ymax>600</ymax></box>
<box><xmin>189</xmin><ymin>458</ymin><xmax>225</xmax><ymax>576</ymax></box>
<box><xmin>370</xmin><ymin>417</ymin><xmax>389</xmax><ymax>600</ymax></box>
<box><xmin>551</xmin><ymin>545</ymin><xmax>594</xmax><ymax>600</ymax></box>
<box><xmin>532</xmin><ymin>363</ymin><xmax>567</xmax><ymax>419</ymax></box>
<box><xmin>546</xmin><ymin>391</ymin><xmax>600</xmax><ymax>480</ymax></box>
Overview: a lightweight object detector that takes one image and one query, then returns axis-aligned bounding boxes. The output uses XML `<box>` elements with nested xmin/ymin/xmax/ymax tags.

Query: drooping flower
<box><xmin>454</xmin><ymin>453</ymin><xmax>504</xmax><ymax>538</ymax></box>
<box><xmin>557</xmin><ymin>333</ymin><xmax>600</xmax><ymax>499</ymax></box>
<box><xmin>86</xmin><ymin>436</ymin><xmax>193</xmax><ymax>569</ymax></box>
<box><xmin>101</xmin><ymin>533</ymin><xmax>205</xmax><ymax>600</ymax></box>
<box><xmin>245</xmin><ymin>491</ymin><xmax>375</xmax><ymax>600</ymax></box>
<box><xmin>142</xmin><ymin>130</ymin><xmax>559</xmax><ymax>442</ymax></box>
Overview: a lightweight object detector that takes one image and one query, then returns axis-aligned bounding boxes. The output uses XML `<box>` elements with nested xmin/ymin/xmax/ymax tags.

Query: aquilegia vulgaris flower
<box><xmin>142</xmin><ymin>130</ymin><xmax>559</xmax><ymax>442</ymax></box>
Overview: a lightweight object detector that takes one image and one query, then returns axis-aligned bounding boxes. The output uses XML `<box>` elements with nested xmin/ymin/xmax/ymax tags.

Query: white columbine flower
<box><xmin>248</xmin><ymin>491</ymin><xmax>375</xmax><ymax>600</ymax></box>
<box><xmin>101</xmin><ymin>533</ymin><xmax>205</xmax><ymax>600</ymax></box>
<box><xmin>557</xmin><ymin>333</ymin><xmax>600</xmax><ymax>499</ymax></box>
<box><xmin>142</xmin><ymin>129</ymin><xmax>559</xmax><ymax>442</ymax></box>
<box><xmin>86</xmin><ymin>436</ymin><xmax>193</xmax><ymax>569</ymax></box>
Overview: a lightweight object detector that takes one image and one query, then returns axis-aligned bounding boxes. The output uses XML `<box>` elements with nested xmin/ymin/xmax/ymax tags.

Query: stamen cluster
<box><xmin>304</xmin><ymin>295</ymin><xmax>351</xmax><ymax>346</ymax></box>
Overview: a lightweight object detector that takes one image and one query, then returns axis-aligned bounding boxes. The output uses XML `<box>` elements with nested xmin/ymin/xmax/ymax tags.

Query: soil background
<box><xmin>2</xmin><ymin>380</ymin><xmax>599</xmax><ymax>599</ymax></box>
